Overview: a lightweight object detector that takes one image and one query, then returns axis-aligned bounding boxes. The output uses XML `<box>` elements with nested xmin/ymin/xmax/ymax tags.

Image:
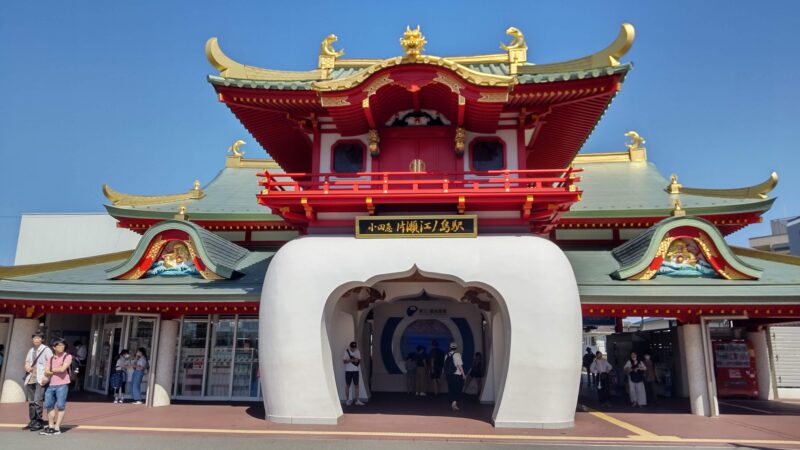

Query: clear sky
<box><xmin>1</xmin><ymin>1</ymin><xmax>798</xmax><ymax>265</ymax></box>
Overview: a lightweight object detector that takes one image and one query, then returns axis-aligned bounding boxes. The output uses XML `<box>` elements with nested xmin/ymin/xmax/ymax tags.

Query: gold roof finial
<box><xmin>229</xmin><ymin>139</ymin><xmax>246</xmax><ymax>157</ymax></box>
<box><xmin>174</xmin><ymin>205</ymin><xmax>188</xmax><ymax>221</ymax></box>
<box><xmin>501</xmin><ymin>26</ymin><xmax>527</xmax><ymax>74</ymax></box>
<box><xmin>671</xmin><ymin>199</ymin><xmax>686</xmax><ymax>217</ymax></box>
<box><xmin>318</xmin><ymin>34</ymin><xmax>343</xmax><ymax>77</ymax></box>
<box><xmin>400</xmin><ymin>25</ymin><xmax>426</xmax><ymax>60</ymax></box>
<box><xmin>193</xmin><ymin>180</ymin><xmax>201</xmax><ymax>191</ymax></box>
<box><xmin>624</xmin><ymin>130</ymin><xmax>647</xmax><ymax>161</ymax></box>
<box><xmin>667</xmin><ymin>174</ymin><xmax>683</xmax><ymax>194</ymax></box>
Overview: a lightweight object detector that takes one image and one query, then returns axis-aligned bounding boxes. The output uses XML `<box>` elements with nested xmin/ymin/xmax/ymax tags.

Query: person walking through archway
<box><xmin>624</xmin><ymin>351</ymin><xmax>647</xmax><ymax>407</ymax></box>
<box><xmin>444</xmin><ymin>342</ymin><xmax>465</xmax><ymax>411</ymax></box>
<box><xmin>590</xmin><ymin>351</ymin><xmax>613</xmax><ymax>407</ymax></box>
<box><xmin>428</xmin><ymin>340</ymin><xmax>444</xmax><ymax>395</ymax></box>
<box><xmin>342</xmin><ymin>341</ymin><xmax>364</xmax><ymax>406</ymax></box>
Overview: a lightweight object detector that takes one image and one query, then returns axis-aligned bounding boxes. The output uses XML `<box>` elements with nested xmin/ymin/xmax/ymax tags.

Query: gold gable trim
<box><xmin>668</xmin><ymin>172</ymin><xmax>778</xmax><ymax>200</ymax></box>
<box><xmin>0</xmin><ymin>251</ymin><xmax>133</xmax><ymax>279</ymax></box>
<box><xmin>206</xmin><ymin>37</ymin><xmax>324</xmax><ymax>81</ymax></box>
<box><xmin>517</xmin><ymin>23</ymin><xmax>634</xmax><ymax>75</ymax></box>
<box><xmin>103</xmin><ymin>184</ymin><xmax>205</xmax><ymax>207</ymax></box>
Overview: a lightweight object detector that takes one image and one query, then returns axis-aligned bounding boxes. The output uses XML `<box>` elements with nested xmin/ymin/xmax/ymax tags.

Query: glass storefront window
<box><xmin>173</xmin><ymin>315</ymin><xmax>261</xmax><ymax>399</ymax></box>
<box><xmin>176</xmin><ymin>318</ymin><xmax>208</xmax><ymax>397</ymax></box>
<box><xmin>205</xmin><ymin>316</ymin><xmax>235</xmax><ymax>396</ymax></box>
<box><xmin>233</xmin><ymin>318</ymin><xmax>259</xmax><ymax>398</ymax></box>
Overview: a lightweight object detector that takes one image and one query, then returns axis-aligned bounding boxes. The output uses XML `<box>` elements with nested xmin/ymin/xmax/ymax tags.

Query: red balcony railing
<box><xmin>256</xmin><ymin>168</ymin><xmax>582</xmax><ymax>234</ymax></box>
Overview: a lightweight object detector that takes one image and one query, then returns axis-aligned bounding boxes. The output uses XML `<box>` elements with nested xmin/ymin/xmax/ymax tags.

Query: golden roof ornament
<box><xmin>229</xmin><ymin>139</ymin><xmax>246</xmax><ymax>157</ymax></box>
<box><xmin>400</xmin><ymin>25</ymin><xmax>427</xmax><ymax>60</ymax></box>
<box><xmin>671</xmin><ymin>199</ymin><xmax>686</xmax><ymax>217</ymax></box>
<box><xmin>624</xmin><ymin>131</ymin><xmax>647</xmax><ymax>161</ymax></box>
<box><xmin>668</xmin><ymin>174</ymin><xmax>683</xmax><ymax>194</ymax></box>
<box><xmin>318</xmin><ymin>34</ymin><xmax>343</xmax><ymax>75</ymax></box>
<box><xmin>193</xmin><ymin>180</ymin><xmax>201</xmax><ymax>191</ymax></box>
<box><xmin>501</xmin><ymin>27</ymin><xmax>527</xmax><ymax>74</ymax></box>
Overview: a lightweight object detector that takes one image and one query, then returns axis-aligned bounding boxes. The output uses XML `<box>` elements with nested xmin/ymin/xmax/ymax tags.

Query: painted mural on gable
<box><xmin>146</xmin><ymin>241</ymin><xmax>200</xmax><ymax>277</ymax></box>
<box><xmin>657</xmin><ymin>238</ymin><xmax>718</xmax><ymax>278</ymax></box>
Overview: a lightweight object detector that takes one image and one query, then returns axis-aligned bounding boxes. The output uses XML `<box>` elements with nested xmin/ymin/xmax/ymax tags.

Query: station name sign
<box><xmin>356</xmin><ymin>215</ymin><xmax>477</xmax><ymax>238</ymax></box>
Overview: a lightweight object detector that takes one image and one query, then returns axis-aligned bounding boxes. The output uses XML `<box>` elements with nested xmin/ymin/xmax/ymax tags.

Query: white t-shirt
<box><xmin>342</xmin><ymin>348</ymin><xmax>361</xmax><ymax>372</ymax></box>
<box><xmin>115</xmin><ymin>356</ymin><xmax>128</xmax><ymax>371</ymax></box>
<box><xmin>590</xmin><ymin>359</ymin><xmax>612</xmax><ymax>374</ymax></box>
<box><xmin>75</xmin><ymin>344</ymin><xmax>88</xmax><ymax>363</ymax></box>
<box><xmin>25</xmin><ymin>345</ymin><xmax>53</xmax><ymax>385</ymax></box>
<box><xmin>445</xmin><ymin>351</ymin><xmax>464</xmax><ymax>375</ymax></box>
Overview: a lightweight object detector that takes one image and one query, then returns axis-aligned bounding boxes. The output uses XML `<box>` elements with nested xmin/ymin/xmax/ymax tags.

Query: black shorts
<box><xmin>345</xmin><ymin>371</ymin><xmax>359</xmax><ymax>385</ymax></box>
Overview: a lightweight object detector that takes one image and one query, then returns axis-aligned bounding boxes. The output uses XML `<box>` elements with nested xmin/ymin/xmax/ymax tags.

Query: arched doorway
<box><xmin>259</xmin><ymin>235</ymin><xmax>581</xmax><ymax>428</ymax></box>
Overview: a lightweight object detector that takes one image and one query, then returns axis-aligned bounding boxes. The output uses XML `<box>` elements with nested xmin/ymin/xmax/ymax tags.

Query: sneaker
<box><xmin>345</xmin><ymin>399</ymin><xmax>353</xmax><ymax>406</ymax></box>
<box><xmin>39</xmin><ymin>427</ymin><xmax>52</xmax><ymax>435</ymax></box>
<box><xmin>22</xmin><ymin>421</ymin><xmax>34</xmax><ymax>430</ymax></box>
<box><xmin>29</xmin><ymin>422</ymin><xmax>43</xmax><ymax>432</ymax></box>
<box><xmin>355</xmin><ymin>400</ymin><xmax>365</xmax><ymax>406</ymax></box>
<box><xmin>49</xmin><ymin>429</ymin><xmax>62</xmax><ymax>435</ymax></box>
<box><xmin>133</xmin><ymin>401</ymin><xmax>143</xmax><ymax>405</ymax></box>
<box><xmin>451</xmin><ymin>402</ymin><xmax>460</xmax><ymax>411</ymax></box>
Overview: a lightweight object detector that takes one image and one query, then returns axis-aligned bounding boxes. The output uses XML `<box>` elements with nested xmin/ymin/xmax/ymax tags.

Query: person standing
<box><xmin>110</xmin><ymin>349</ymin><xmax>130</xmax><ymax>403</ymax></box>
<box><xmin>582</xmin><ymin>347</ymin><xmax>595</xmax><ymax>387</ymax></box>
<box><xmin>23</xmin><ymin>331</ymin><xmax>52</xmax><ymax>431</ymax></box>
<box><xmin>40</xmin><ymin>339</ymin><xmax>72</xmax><ymax>435</ymax></box>
<box><xmin>72</xmin><ymin>340</ymin><xmax>87</xmax><ymax>392</ymax></box>
<box><xmin>444</xmin><ymin>342</ymin><xmax>465</xmax><ymax>411</ymax></box>
<box><xmin>643</xmin><ymin>352</ymin><xmax>660</xmax><ymax>406</ymax></box>
<box><xmin>404</xmin><ymin>353</ymin><xmax>416</xmax><ymax>395</ymax></box>
<box><xmin>590</xmin><ymin>351</ymin><xmax>613</xmax><ymax>407</ymax></box>
<box><xmin>131</xmin><ymin>347</ymin><xmax>148</xmax><ymax>405</ymax></box>
<box><xmin>463</xmin><ymin>352</ymin><xmax>484</xmax><ymax>397</ymax></box>
<box><xmin>623</xmin><ymin>351</ymin><xmax>647</xmax><ymax>407</ymax></box>
<box><xmin>428</xmin><ymin>340</ymin><xmax>444</xmax><ymax>395</ymax></box>
<box><xmin>342</xmin><ymin>341</ymin><xmax>364</xmax><ymax>406</ymax></box>
<box><xmin>413</xmin><ymin>345</ymin><xmax>428</xmax><ymax>396</ymax></box>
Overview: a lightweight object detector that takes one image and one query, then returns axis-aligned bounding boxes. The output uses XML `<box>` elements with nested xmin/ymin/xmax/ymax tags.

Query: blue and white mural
<box><xmin>146</xmin><ymin>241</ymin><xmax>200</xmax><ymax>277</ymax></box>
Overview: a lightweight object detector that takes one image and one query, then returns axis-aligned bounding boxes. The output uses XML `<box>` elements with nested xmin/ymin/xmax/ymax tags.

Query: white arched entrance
<box><xmin>259</xmin><ymin>235</ymin><xmax>581</xmax><ymax>428</ymax></box>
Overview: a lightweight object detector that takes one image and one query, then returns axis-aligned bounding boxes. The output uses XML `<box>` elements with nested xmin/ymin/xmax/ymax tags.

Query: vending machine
<box><xmin>712</xmin><ymin>340</ymin><xmax>759</xmax><ymax>398</ymax></box>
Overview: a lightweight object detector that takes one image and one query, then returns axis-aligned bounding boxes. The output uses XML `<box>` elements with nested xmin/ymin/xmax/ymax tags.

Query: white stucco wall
<box><xmin>15</xmin><ymin>213</ymin><xmax>139</xmax><ymax>265</ymax></box>
<box><xmin>259</xmin><ymin>234</ymin><xmax>582</xmax><ymax>428</ymax></box>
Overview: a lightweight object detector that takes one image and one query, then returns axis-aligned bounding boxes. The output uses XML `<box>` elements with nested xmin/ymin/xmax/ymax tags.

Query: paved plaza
<box><xmin>1</xmin><ymin>390</ymin><xmax>799</xmax><ymax>449</ymax></box>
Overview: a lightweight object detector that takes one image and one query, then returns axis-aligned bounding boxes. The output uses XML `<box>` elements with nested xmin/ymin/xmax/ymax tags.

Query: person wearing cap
<box><xmin>342</xmin><ymin>341</ymin><xmax>364</xmax><ymax>406</ymax></box>
<box><xmin>443</xmin><ymin>342</ymin><xmax>466</xmax><ymax>411</ymax></box>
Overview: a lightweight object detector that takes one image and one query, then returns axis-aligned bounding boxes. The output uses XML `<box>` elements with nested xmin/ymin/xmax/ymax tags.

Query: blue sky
<box><xmin>0</xmin><ymin>1</ymin><xmax>798</xmax><ymax>265</ymax></box>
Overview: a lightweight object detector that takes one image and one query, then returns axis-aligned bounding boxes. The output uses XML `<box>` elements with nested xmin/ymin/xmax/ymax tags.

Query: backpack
<box><xmin>443</xmin><ymin>352</ymin><xmax>456</xmax><ymax>375</ymax></box>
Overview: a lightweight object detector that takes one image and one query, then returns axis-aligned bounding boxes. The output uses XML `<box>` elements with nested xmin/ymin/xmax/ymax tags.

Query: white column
<box><xmin>747</xmin><ymin>330</ymin><xmax>775</xmax><ymax>400</ymax></box>
<box><xmin>152</xmin><ymin>320</ymin><xmax>178</xmax><ymax>407</ymax></box>
<box><xmin>681</xmin><ymin>324</ymin><xmax>710</xmax><ymax>416</ymax></box>
<box><xmin>0</xmin><ymin>318</ymin><xmax>39</xmax><ymax>403</ymax></box>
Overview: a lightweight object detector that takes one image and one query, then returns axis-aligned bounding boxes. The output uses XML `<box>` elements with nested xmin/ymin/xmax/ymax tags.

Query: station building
<box><xmin>1</xmin><ymin>24</ymin><xmax>799</xmax><ymax>429</ymax></box>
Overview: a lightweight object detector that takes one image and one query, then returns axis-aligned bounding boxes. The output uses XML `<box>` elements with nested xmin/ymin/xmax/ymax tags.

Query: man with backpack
<box><xmin>443</xmin><ymin>342</ymin><xmax>466</xmax><ymax>411</ymax></box>
<box><xmin>23</xmin><ymin>331</ymin><xmax>53</xmax><ymax>431</ymax></box>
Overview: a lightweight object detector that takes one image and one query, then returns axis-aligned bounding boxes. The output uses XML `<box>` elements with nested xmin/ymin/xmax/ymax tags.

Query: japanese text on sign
<box><xmin>356</xmin><ymin>215</ymin><xmax>477</xmax><ymax>238</ymax></box>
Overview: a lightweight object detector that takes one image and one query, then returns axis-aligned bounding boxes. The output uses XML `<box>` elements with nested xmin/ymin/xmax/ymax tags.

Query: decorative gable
<box><xmin>611</xmin><ymin>216</ymin><xmax>762</xmax><ymax>281</ymax></box>
<box><xmin>106</xmin><ymin>220</ymin><xmax>250</xmax><ymax>280</ymax></box>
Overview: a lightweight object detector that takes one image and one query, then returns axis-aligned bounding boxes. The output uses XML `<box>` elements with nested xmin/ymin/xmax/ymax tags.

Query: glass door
<box><xmin>232</xmin><ymin>317</ymin><xmax>259</xmax><ymax>398</ymax></box>
<box><xmin>87</xmin><ymin>321</ymin><xmax>121</xmax><ymax>394</ymax></box>
<box><xmin>175</xmin><ymin>317</ymin><xmax>209</xmax><ymax>397</ymax></box>
<box><xmin>205</xmin><ymin>316</ymin><xmax>235</xmax><ymax>397</ymax></box>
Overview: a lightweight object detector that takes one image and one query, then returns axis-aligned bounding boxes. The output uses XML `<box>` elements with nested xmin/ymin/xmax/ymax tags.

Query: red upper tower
<box><xmin>206</xmin><ymin>25</ymin><xmax>635</xmax><ymax>234</ymax></box>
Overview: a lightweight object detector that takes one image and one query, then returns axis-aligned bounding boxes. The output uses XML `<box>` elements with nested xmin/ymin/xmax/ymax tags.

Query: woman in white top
<box><xmin>623</xmin><ymin>351</ymin><xmax>647</xmax><ymax>407</ymax></box>
<box><xmin>590</xmin><ymin>351</ymin><xmax>613</xmax><ymax>407</ymax></box>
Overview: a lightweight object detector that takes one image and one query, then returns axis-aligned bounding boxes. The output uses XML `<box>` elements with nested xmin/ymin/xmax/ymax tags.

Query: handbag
<box><xmin>347</xmin><ymin>350</ymin><xmax>360</xmax><ymax>367</ymax></box>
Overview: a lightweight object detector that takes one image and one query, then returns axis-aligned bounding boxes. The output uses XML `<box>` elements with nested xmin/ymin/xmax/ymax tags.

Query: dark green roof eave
<box><xmin>104</xmin><ymin>205</ymin><xmax>283</xmax><ymax>222</ymax></box>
